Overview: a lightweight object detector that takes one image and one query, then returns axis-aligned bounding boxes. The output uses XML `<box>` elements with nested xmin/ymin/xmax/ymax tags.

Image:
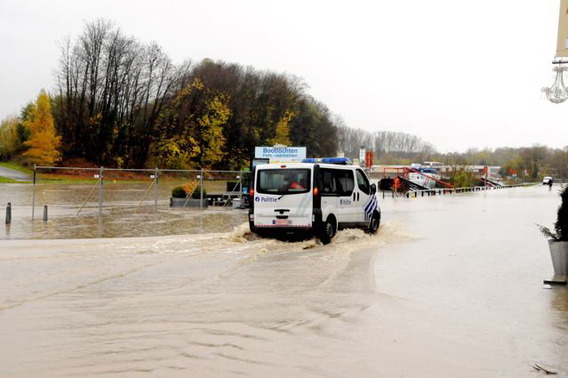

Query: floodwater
<box><xmin>0</xmin><ymin>183</ymin><xmax>248</xmax><ymax>239</ymax></box>
<box><xmin>0</xmin><ymin>184</ymin><xmax>567</xmax><ymax>377</ymax></box>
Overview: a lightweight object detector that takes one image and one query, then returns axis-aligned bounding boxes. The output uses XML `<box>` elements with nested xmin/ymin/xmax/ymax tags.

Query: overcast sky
<box><xmin>0</xmin><ymin>0</ymin><xmax>564</xmax><ymax>153</ymax></box>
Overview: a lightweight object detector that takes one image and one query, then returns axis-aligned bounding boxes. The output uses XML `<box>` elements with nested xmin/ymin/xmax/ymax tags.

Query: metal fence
<box><xmin>12</xmin><ymin>165</ymin><xmax>534</xmax><ymax>222</ymax></box>
<box><xmin>30</xmin><ymin>166</ymin><xmax>252</xmax><ymax>220</ymax></box>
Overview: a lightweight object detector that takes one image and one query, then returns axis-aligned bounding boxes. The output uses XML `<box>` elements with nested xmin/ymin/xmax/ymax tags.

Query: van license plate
<box><xmin>273</xmin><ymin>219</ymin><xmax>291</xmax><ymax>226</ymax></box>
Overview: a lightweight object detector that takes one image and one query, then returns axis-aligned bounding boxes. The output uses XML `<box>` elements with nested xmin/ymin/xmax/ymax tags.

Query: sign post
<box><xmin>359</xmin><ymin>146</ymin><xmax>366</xmax><ymax>167</ymax></box>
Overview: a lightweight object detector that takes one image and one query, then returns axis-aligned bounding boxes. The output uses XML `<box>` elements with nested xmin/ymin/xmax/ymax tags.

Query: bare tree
<box><xmin>54</xmin><ymin>20</ymin><xmax>183</xmax><ymax>166</ymax></box>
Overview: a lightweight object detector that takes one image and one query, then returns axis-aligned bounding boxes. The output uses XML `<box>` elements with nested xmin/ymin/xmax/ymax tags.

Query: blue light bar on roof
<box><xmin>301</xmin><ymin>157</ymin><xmax>351</xmax><ymax>165</ymax></box>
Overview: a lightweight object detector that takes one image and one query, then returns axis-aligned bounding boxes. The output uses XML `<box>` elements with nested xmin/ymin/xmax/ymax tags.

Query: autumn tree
<box><xmin>0</xmin><ymin>116</ymin><xmax>25</xmax><ymax>160</ymax></box>
<box><xmin>267</xmin><ymin>110</ymin><xmax>294</xmax><ymax>146</ymax></box>
<box><xmin>149</xmin><ymin>78</ymin><xmax>230</xmax><ymax>169</ymax></box>
<box><xmin>53</xmin><ymin>20</ymin><xmax>343</xmax><ymax>169</ymax></box>
<box><xmin>22</xmin><ymin>91</ymin><xmax>62</xmax><ymax>166</ymax></box>
<box><xmin>190</xmin><ymin>60</ymin><xmax>318</xmax><ymax>168</ymax></box>
<box><xmin>55</xmin><ymin>19</ymin><xmax>183</xmax><ymax>166</ymax></box>
<box><xmin>194</xmin><ymin>93</ymin><xmax>230</xmax><ymax>167</ymax></box>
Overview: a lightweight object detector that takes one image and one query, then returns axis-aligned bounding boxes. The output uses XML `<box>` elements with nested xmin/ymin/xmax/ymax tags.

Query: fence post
<box><xmin>154</xmin><ymin>167</ymin><xmax>159</xmax><ymax>213</ymax></box>
<box><xmin>43</xmin><ymin>205</ymin><xmax>48</xmax><ymax>222</ymax></box>
<box><xmin>5</xmin><ymin>202</ymin><xmax>11</xmax><ymax>224</ymax></box>
<box><xmin>200</xmin><ymin>168</ymin><xmax>204</xmax><ymax>209</ymax></box>
<box><xmin>32</xmin><ymin>164</ymin><xmax>36</xmax><ymax>220</ymax></box>
<box><xmin>98</xmin><ymin>166</ymin><xmax>104</xmax><ymax>216</ymax></box>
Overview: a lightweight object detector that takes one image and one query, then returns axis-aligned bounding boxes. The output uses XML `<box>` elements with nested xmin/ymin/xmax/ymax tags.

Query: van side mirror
<box><xmin>370</xmin><ymin>183</ymin><xmax>377</xmax><ymax>195</ymax></box>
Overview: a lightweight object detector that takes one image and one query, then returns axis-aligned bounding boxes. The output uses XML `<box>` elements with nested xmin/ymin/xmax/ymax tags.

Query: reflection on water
<box><xmin>0</xmin><ymin>183</ymin><xmax>248</xmax><ymax>239</ymax></box>
<box><xmin>552</xmin><ymin>288</ymin><xmax>568</xmax><ymax>329</ymax></box>
<box><xmin>4</xmin><ymin>206</ymin><xmax>248</xmax><ymax>240</ymax></box>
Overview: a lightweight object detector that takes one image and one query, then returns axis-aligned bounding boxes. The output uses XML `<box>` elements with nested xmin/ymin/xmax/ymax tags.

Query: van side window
<box><xmin>321</xmin><ymin>170</ymin><xmax>337</xmax><ymax>194</ymax></box>
<box><xmin>336</xmin><ymin>170</ymin><xmax>354</xmax><ymax>195</ymax></box>
<box><xmin>356</xmin><ymin>169</ymin><xmax>370</xmax><ymax>195</ymax></box>
<box><xmin>321</xmin><ymin>168</ymin><xmax>354</xmax><ymax>196</ymax></box>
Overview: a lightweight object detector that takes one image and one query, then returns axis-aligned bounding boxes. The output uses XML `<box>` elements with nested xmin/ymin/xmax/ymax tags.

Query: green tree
<box><xmin>290</xmin><ymin>98</ymin><xmax>338</xmax><ymax>157</ymax></box>
<box><xmin>549</xmin><ymin>147</ymin><xmax>568</xmax><ymax>180</ymax></box>
<box><xmin>451</xmin><ymin>169</ymin><xmax>476</xmax><ymax>187</ymax></box>
<box><xmin>520</xmin><ymin>145</ymin><xmax>548</xmax><ymax>180</ymax></box>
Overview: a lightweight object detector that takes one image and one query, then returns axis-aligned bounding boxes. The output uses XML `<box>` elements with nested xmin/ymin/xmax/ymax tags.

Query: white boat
<box><xmin>407</xmin><ymin>164</ymin><xmax>441</xmax><ymax>189</ymax></box>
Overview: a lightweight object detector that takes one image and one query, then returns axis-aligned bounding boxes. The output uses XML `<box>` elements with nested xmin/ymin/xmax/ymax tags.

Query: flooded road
<box><xmin>0</xmin><ymin>184</ymin><xmax>567</xmax><ymax>377</ymax></box>
<box><xmin>0</xmin><ymin>183</ymin><xmax>248</xmax><ymax>239</ymax></box>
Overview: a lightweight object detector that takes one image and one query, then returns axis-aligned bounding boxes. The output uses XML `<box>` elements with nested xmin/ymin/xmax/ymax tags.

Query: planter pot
<box><xmin>548</xmin><ymin>240</ymin><xmax>568</xmax><ymax>276</ymax></box>
<box><xmin>170</xmin><ymin>197</ymin><xmax>209</xmax><ymax>208</ymax></box>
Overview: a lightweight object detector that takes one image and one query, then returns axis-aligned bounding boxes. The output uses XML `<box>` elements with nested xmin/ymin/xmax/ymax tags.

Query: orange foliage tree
<box><xmin>22</xmin><ymin>90</ymin><xmax>62</xmax><ymax>166</ymax></box>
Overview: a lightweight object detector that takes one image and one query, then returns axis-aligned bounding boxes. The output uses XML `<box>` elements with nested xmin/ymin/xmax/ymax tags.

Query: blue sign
<box><xmin>255</xmin><ymin>146</ymin><xmax>306</xmax><ymax>162</ymax></box>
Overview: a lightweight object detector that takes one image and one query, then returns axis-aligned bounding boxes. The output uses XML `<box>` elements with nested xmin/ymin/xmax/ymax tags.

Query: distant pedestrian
<box><xmin>548</xmin><ymin>179</ymin><xmax>553</xmax><ymax>191</ymax></box>
<box><xmin>393</xmin><ymin>177</ymin><xmax>400</xmax><ymax>191</ymax></box>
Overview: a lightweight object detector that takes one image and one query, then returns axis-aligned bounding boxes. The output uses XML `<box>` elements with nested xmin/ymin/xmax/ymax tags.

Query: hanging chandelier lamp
<box><xmin>543</xmin><ymin>64</ymin><xmax>568</xmax><ymax>104</ymax></box>
<box><xmin>544</xmin><ymin>0</ymin><xmax>568</xmax><ymax>103</ymax></box>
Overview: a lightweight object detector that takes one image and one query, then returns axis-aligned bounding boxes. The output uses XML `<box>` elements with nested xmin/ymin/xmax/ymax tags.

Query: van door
<box><xmin>253</xmin><ymin>167</ymin><xmax>313</xmax><ymax>229</ymax></box>
<box><xmin>354</xmin><ymin>168</ymin><xmax>375</xmax><ymax>225</ymax></box>
<box><xmin>335</xmin><ymin>168</ymin><xmax>357</xmax><ymax>224</ymax></box>
<box><xmin>319</xmin><ymin>168</ymin><xmax>340</xmax><ymax>224</ymax></box>
<box><xmin>320</xmin><ymin>167</ymin><xmax>356</xmax><ymax>226</ymax></box>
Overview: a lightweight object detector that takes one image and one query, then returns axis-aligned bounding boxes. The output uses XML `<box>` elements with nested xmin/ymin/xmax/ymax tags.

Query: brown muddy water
<box><xmin>0</xmin><ymin>184</ymin><xmax>567</xmax><ymax>377</ymax></box>
<box><xmin>0</xmin><ymin>183</ymin><xmax>248</xmax><ymax>239</ymax></box>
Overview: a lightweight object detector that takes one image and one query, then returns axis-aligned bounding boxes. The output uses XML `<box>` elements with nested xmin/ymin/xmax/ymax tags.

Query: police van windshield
<box><xmin>257</xmin><ymin>169</ymin><xmax>311</xmax><ymax>195</ymax></box>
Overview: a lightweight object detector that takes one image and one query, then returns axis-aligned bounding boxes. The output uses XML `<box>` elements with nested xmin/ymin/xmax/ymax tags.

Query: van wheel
<box><xmin>366</xmin><ymin>213</ymin><xmax>380</xmax><ymax>235</ymax></box>
<box><xmin>318</xmin><ymin>218</ymin><xmax>336</xmax><ymax>245</ymax></box>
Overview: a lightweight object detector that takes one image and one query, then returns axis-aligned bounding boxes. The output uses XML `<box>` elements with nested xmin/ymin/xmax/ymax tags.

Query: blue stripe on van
<box><xmin>364</xmin><ymin>195</ymin><xmax>377</xmax><ymax>220</ymax></box>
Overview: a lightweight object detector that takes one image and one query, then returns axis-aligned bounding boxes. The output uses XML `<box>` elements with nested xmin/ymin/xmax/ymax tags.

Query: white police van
<box><xmin>248</xmin><ymin>157</ymin><xmax>380</xmax><ymax>244</ymax></box>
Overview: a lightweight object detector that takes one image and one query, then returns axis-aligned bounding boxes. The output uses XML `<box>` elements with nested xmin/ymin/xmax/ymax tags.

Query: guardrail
<box><xmin>381</xmin><ymin>183</ymin><xmax>530</xmax><ymax>199</ymax></box>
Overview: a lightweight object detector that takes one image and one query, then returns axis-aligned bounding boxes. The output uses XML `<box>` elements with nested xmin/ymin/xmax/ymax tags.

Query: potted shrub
<box><xmin>537</xmin><ymin>185</ymin><xmax>568</xmax><ymax>277</ymax></box>
<box><xmin>171</xmin><ymin>186</ymin><xmax>187</xmax><ymax>199</ymax></box>
<box><xmin>170</xmin><ymin>182</ymin><xmax>208</xmax><ymax>208</ymax></box>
